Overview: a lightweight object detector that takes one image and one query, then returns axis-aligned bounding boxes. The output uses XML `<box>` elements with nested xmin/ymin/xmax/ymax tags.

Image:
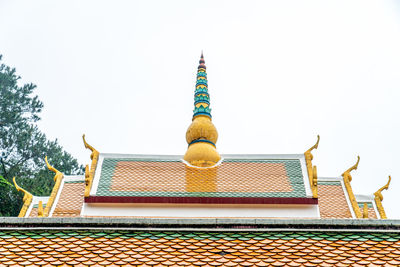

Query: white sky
<box><xmin>1</xmin><ymin>0</ymin><xmax>399</xmax><ymax>218</ymax></box>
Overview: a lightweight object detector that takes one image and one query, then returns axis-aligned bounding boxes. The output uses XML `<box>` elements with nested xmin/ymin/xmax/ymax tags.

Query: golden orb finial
<box><xmin>184</xmin><ymin>53</ymin><xmax>221</xmax><ymax>167</ymax></box>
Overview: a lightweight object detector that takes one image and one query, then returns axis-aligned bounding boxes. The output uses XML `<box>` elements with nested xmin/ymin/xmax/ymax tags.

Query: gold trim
<box><xmin>362</xmin><ymin>203</ymin><xmax>368</xmax><ymax>219</ymax></box>
<box><xmin>85</xmin><ymin>164</ymin><xmax>90</xmax><ymax>190</ymax></box>
<box><xmin>43</xmin><ymin>156</ymin><xmax>64</xmax><ymax>217</ymax></box>
<box><xmin>341</xmin><ymin>156</ymin><xmax>362</xmax><ymax>218</ymax></box>
<box><xmin>374</xmin><ymin>175</ymin><xmax>391</xmax><ymax>219</ymax></box>
<box><xmin>37</xmin><ymin>201</ymin><xmax>44</xmax><ymax>217</ymax></box>
<box><xmin>13</xmin><ymin>177</ymin><xmax>33</xmax><ymax>218</ymax></box>
<box><xmin>82</xmin><ymin>134</ymin><xmax>99</xmax><ymax>197</ymax></box>
<box><xmin>304</xmin><ymin>135</ymin><xmax>319</xmax><ymax>198</ymax></box>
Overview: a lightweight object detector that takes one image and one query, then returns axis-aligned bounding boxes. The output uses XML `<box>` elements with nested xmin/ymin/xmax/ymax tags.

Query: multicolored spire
<box><xmin>193</xmin><ymin>52</ymin><xmax>211</xmax><ymax>118</ymax></box>
<box><xmin>184</xmin><ymin>53</ymin><xmax>221</xmax><ymax>167</ymax></box>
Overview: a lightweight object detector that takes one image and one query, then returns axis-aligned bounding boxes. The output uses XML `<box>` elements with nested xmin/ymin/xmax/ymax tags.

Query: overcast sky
<box><xmin>1</xmin><ymin>0</ymin><xmax>399</xmax><ymax>218</ymax></box>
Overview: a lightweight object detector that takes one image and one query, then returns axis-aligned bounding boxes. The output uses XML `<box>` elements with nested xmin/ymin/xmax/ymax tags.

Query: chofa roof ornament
<box><xmin>13</xmin><ymin>177</ymin><xmax>33</xmax><ymax>218</ymax></box>
<box><xmin>304</xmin><ymin>135</ymin><xmax>320</xmax><ymax>198</ymax></box>
<box><xmin>43</xmin><ymin>156</ymin><xmax>63</xmax><ymax>217</ymax></box>
<box><xmin>374</xmin><ymin>175</ymin><xmax>391</xmax><ymax>219</ymax></box>
<box><xmin>342</xmin><ymin>156</ymin><xmax>361</xmax><ymax>218</ymax></box>
<box><xmin>82</xmin><ymin>134</ymin><xmax>99</xmax><ymax>197</ymax></box>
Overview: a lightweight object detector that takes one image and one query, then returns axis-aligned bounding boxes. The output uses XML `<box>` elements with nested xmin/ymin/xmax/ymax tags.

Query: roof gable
<box><xmin>87</xmin><ymin>154</ymin><xmax>314</xmax><ymax>204</ymax></box>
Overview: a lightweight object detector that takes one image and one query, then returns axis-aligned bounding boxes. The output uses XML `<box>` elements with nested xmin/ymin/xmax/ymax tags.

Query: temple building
<box><xmin>1</xmin><ymin>54</ymin><xmax>399</xmax><ymax>266</ymax></box>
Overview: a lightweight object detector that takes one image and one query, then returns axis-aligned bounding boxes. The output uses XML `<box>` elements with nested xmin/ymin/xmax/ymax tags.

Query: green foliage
<box><xmin>0</xmin><ymin>175</ymin><xmax>12</xmax><ymax>187</ymax></box>
<box><xmin>0</xmin><ymin>55</ymin><xmax>83</xmax><ymax>216</ymax></box>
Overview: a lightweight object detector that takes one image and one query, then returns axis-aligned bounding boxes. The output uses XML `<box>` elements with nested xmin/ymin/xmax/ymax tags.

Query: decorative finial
<box><xmin>374</xmin><ymin>175</ymin><xmax>391</xmax><ymax>219</ymax></box>
<box><xmin>362</xmin><ymin>203</ymin><xmax>369</xmax><ymax>219</ymax></box>
<box><xmin>83</xmin><ymin>134</ymin><xmax>93</xmax><ymax>150</ymax></box>
<box><xmin>13</xmin><ymin>177</ymin><xmax>33</xmax><ymax>217</ymax></box>
<box><xmin>304</xmin><ymin>135</ymin><xmax>320</xmax><ymax>198</ymax></box>
<box><xmin>342</xmin><ymin>156</ymin><xmax>362</xmax><ymax>218</ymax></box>
<box><xmin>45</xmin><ymin>156</ymin><xmax>59</xmax><ymax>176</ymax></box>
<box><xmin>37</xmin><ymin>201</ymin><xmax>44</xmax><ymax>217</ymax></box>
<box><xmin>82</xmin><ymin>134</ymin><xmax>100</xmax><ymax>197</ymax></box>
<box><xmin>198</xmin><ymin>52</ymin><xmax>206</xmax><ymax>70</ymax></box>
<box><xmin>13</xmin><ymin>177</ymin><xmax>32</xmax><ymax>199</ymax></box>
<box><xmin>374</xmin><ymin>175</ymin><xmax>391</xmax><ymax>202</ymax></box>
<box><xmin>184</xmin><ymin>53</ymin><xmax>220</xmax><ymax>167</ymax></box>
<box><xmin>342</xmin><ymin>155</ymin><xmax>360</xmax><ymax>181</ymax></box>
<box><xmin>306</xmin><ymin>135</ymin><xmax>320</xmax><ymax>154</ymax></box>
<box><xmin>43</xmin><ymin>157</ymin><xmax>64</xmax><ymax>217</ymax></box>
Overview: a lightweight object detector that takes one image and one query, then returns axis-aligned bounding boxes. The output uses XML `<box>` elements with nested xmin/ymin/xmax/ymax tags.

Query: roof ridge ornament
<box><xmin>45</xmin><ymin>156</ymin><xmax>62</xmax><ymax>177</ymax></box>
<box><xmin>13</xmin><ymin>177</ymin><xmax>33</xmax><ymax>218</ymax></box>
<box><xmin>306</xmin><ymin>135</ymin><xmax>320</xmax><ymax>154</ymax></box>
<box><xmin>183</xmin><ymin>53</ymin><xmax>221</xmax><ymax>167</ymax></box>
<box><xmin>82</xmin><ymin>134</ymin><xmax>100</xmax><ymax>197</ymax></box>
<box><xmin>374</xmin><ymin>175</ymin><xmax>391</xmax><ymax>219</ymax></box>
<box><xmin>342</xmin><ymin>156</ymin><xmax>362</xmax><ymax>218</ymax></box>
<box><xmin>362</xmin><ymin>203</ymin><xmax>369</xmax><ymax>219</ymax></box>
<box><xmin>43</xmin><ymin>156</ymin><xmax>64</xmax><ymax>217</ymax></box>
<box><xmin>83</xmin><ymin>134</ymin><xmax>98</xmax><ymax>158</ymax></box>
<box><xmin>342</xmin><ymin>155</ymin><xmax>360</xmax><ymax>180</ymax></box>
<box><xmin>37</xmin><ymin>201</ymin><xmax>44</xmax><ymax>217</ymax></box>
<box><xmin>304</xmin><ymin>135</ymin><xmax>319</xmax><ymax>198</ymax></box>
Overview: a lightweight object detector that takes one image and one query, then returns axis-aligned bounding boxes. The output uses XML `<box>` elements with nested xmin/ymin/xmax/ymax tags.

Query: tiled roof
<box><xmin>358</xmin><ymin>202</ymin><xmax>378</xmax><ymax>219</ymax></box>
<box><xmin>95</xmin><ymin>157</ymin><xmax>308</xmax><ymax>198</ymax></box>
<box><xmin>317</xmin><ymin>181</ymin><xmax>353</xmax><ymax>218</ymax></box>
<box><xmin>28</xmin><ymin>207</ymin><xmax>38</xmax><ymax>218</ymax></box>
<box><xmin>52</xmin><ymin>181</ymin><xmax>85</xmax><ymax>217</ymax></box>
<box><xmin>28</xmin><ymin>198</ymin><xmax>49</xmax><ymax>218</ymax></box>
<box><xmin>1</xmin><ymin>228</ymin><xmax>399</xmax><ymax>266</ymax></box>
<box><xmin>20</xmin><ymin>158</ymin><xmax>384</xmax><ymax>219</ymax></box>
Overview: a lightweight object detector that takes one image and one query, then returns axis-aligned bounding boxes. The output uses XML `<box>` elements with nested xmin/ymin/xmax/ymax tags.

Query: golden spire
<box><xmin>183</xmin><ymin>53</ymin><xmax>221</xmax><ymax>167</ymax></box>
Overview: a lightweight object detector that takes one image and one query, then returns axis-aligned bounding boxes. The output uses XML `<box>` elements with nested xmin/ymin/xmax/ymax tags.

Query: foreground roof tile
<box><xmin>1</xmin><ymin>220</ymin><xmax>400</xmax><ymax>266</ymax></box>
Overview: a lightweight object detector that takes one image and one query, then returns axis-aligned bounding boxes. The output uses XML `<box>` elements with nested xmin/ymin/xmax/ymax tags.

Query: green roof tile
<box><xmin>0</xmin><ymin>230</ymin><xmax>399</xmax><ymax>242</ymax></box>
<box><xmin>95</xmin><ymin>158</ymin><xmax>307</xmax><ymax>198</ymax></box>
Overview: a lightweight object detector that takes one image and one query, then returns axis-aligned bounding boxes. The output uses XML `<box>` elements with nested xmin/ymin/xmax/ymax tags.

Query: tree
<box><xmin>0</xmin><ymin>55</ymin><xmax>83</xmax><ymax>216</ymax></box>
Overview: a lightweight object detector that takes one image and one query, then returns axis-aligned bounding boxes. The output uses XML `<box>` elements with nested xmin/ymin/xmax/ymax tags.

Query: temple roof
<box><xmin>1</xmin><ymin>218</ymin><xmax>400</xmax><ymax>266</ymax></box>
<box><xmin>26</xmin><ymin>175</ymin><xmax>84</xmax><ymax>218</ymax></box>
<box><xmin>12</xmin><ymin>55</ymin><xmax>391</xmax><ymax>220</ymax></box>
<box><xmin>15</xmin><ymin>139</ymin><xmax>387</xmax><ymax>219</ymax></box>
<box><xmin>88</xmin><ymin>154</ymin><xmax>312</xmax><ymax>201</ymax></box>
<box><xmin>19</xmin><ymin>163</ymin><xmax>383</xmax><ymax>219</ymax></box>
<box><xmin>8</xmin><ymin>52</ymin><xmax>395</xmax><ymax>266</ymax></box>
<box><xmin>11</xmin><ymin>55</ymin><xmax>384</xmax><ymax>220</ymax></box>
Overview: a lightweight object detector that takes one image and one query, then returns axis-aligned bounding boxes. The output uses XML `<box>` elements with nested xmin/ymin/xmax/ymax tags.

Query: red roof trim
<box><xmin>85</xmin><ymin>196</ymin><xmax>318</xmax><ymax>205</ymax></box>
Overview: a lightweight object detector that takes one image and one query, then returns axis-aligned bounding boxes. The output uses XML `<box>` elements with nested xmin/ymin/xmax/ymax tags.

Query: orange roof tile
<box><xmin>52</xmin><ymin>181</ymin><xmax>85</xmax><ymax>217</ymax></box>
<box><xmin>357</xmin><ymin>202</ymin><xmax>378</xmax><ymax>219</ymax></box>
<box><xmin>0</xmin><ymin>226</ymin><xmax>399</xmax><ymax>266</ymax></box>
<box><xmin>28</xmin><ymin>207</ymin><xmax>38</xmax><ymax>218</ymax></box>
<box><xmin>92</xmin><ymin>156</ymin><xmax>311</xmax><ymax>202</ymax></box>
<box><xmin>318</xmin><ymin>182</ymin><xmax>353</xmax><ymax>218</ymax></box>
<box><xmin>110</xmin><ymin>161</ymin><xmax>293</xmax><ymax>193</ymax></box>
